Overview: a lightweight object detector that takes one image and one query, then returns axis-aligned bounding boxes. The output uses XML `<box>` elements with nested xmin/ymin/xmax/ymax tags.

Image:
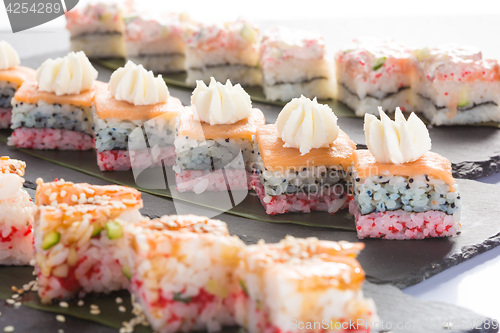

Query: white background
<box><xmin>1</xmin><ymin>0</ymin><xmax>500</xmax><ymax>323</ymax></box>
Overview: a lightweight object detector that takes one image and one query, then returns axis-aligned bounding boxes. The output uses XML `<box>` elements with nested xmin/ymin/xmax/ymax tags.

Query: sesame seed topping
<box><xmin>77</xmin><ymin>300</ymin><xmax>84</xmax><ymax>307</ymax></box>
<box><xmin>4</xmin><ymin>326</ymin><xmax>14</xmax><ymax>332</ymax></box>
<box><xmin>116</xmin><ymin>297</ymin><xmax>123</xmax><ymax>304</ymax></box>
<box><xmin>59</xmin><ymin>301</ymin><xmax>69</xmax><ymax>308</ymax></box>
<box><xmin>56</xmin><ymin>315</ymin><xmax>66</xmax><ymax>322</ymax></box>
<box><xmin>118</xmin><ymin>306</ymin><xmax>126</xmax><ymax>312</ymax></box>
<box><xmin>90</xmin><ymin>309</ymin><xmax>101</xmax><ymax>315</ymax></box>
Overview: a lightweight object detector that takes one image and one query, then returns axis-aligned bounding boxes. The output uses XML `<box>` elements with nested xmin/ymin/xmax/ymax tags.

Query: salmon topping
<box><xmin>177</xmin><ymin>107</ymin><xmax>265</xmax><ymax>141</ymax></box>
<box><xmin>354</xmin><ymin>150</ymin><xmax>454</xmax><ymax>186</ymax></box>
<box><xmin>0</xmin><ymin>66</ymin><xmax>35</xmax><ymax>86</ymax></box>
<box><xmin>94</xmin><ymin>86</ymin><xmax>184</xmax><ymax>121</ymax></box>
<box><xmin>13</xmin><ymin>80</ymin><xmax>101</xmax><ymax>108</ymax></box>
<box><xmin>255</xmin><ymin>124</ymin><xmax>356</xmax><ymax>171</ymax></box>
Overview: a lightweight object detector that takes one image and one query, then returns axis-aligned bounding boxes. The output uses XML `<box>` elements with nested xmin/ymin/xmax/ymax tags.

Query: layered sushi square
<box><xmin>65</xmin><ymin>2</ymin><xmax>126</xmax><ymax>58</ymax></box>
<box><xmin>124</xmin><ymin>12</ymin><xmax>191</xmax><ymax>73</ymax></box>
<box><xmin>252</xmin><ymin>97</ymin><xmax>355</xmax><ymax>215</ymax></box>
<box><xmin>259</xmin><ymin>27</ymin><xmax>335</xmax><ymax>101</ymax></box>
<box><xmin>335</xmin><ymin>41</ymin><xmax>415</xmax><ymax>116</ymax></box>
<box><xmin>33</xmin><ymin>181</ymin><xmax>143</xmax><ymax>303</ymax></box>
<box><xmin>185</xmin><ymin>19</ymin><xmax>262</xmax><ymax>86</ymax></box>
<box><xmin>413</xmin><ymin>45</ymin><xmax>500</xmax><ymax>125</ymax></box>
<box><xmin>175</xmin><ymin>78</ymin><xmax>265</xmax><ymax>192</ymax></box>
<box><xmin>9</xmin><ymin>52</ymin><xmax>99</xmax><ymax>150</ymax></box>
<box><xmin>233</xmin><ymin>236</ymin><xmax>377</xmax><ymax>333</ymax></box>
<box><xmin>124</xmin><ymin>215</ymin><xmax>245</xmax><ymax>333</ymax></box>
<box><xmin>350</xmin><ymin>108</ymin><xmax>461</xmax><ymax>240</ymax></box>
<box><xmin>93</xmin><ymin>61</ymin><xmax>183</xmax><ymax>171</ymax></box>
<box><xmin>0</xmin><ymin>41</ymin><xmax>36</xmax><ymax>128</ymax></box>
<box><xmin>0</xmin><ymin>156</ymin><xmax>36</xmax><ymax>265</ymax></box>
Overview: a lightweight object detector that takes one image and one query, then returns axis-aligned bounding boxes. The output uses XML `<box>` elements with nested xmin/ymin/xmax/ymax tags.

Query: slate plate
<box><xmin>0</xmin><ymin>266</ymin><xmax>497</xmax><ymax>333</ymax></box>
<box><xmin>3</xmin><ymin>144</ymin><xmax>500</xmax><ymax>291</ymax></box>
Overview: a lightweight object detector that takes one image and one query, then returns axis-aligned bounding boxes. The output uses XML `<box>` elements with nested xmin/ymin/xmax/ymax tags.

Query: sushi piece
<box><xmin>33</xmin><ymin>180</ymin><xmax>143</xmax><ymax>303</ymax></box>
<box><xmin>174</xmin><ymin>77</ymin><xmax>265</xmax><ymax>193</ymax></box>
<box><xmin>8</xmin><ymin>52</ymin><xmax>99</xmax><ymax>150</ymax></box>
<box><xmin>350</xmin><ymin>107</ymin><xmax>461</xmax><ymax>240</ymax></box>
<box><xmin>413</xmin><ymin>45</ymin><xmax>500</xmax><ymax>125</ymax></box>
<box><xmin>93</xmin><ymin>61</ymin><xmax>183</xmax><ymax>171</ymax></box>
<box><xmin>184</xmin><ymin>19</ymin><xmax>262</xmax><ymax>86</ymax></box>
<box><xmin>233</xmin><ymin>236</ymin><xmax>377</xmax><ymax>333</ymax></box>
<box><xmin>65</xmin><ymin>2</ymin><xmax>127</xmax><ymax>58</ymax></box>
<box><xmin>252</xmin><ymin>96</ymin><xmax>355</xmax><ymax>215</ymax></box>
<box><xmin>0</xmin><ymin>156</ymin><xmax>36</xmax><ymax>265</ymax></box>
<box><xmin>124</xmin><ymin>215</ymin><xmax>245</xmax><ymax>333</ymax></box>
<box><xmin>259</xmin><ymin>27</ymin><xmax>335</xmax><ymax>101</ymax></box>
<box><xmin>335</xmin><ymin>40</ymin><xmax>415</xmax><ymax>116</ymax></box>
<box><xmin>0</xmin><ymin>41</ymin><xmax>36</xmax><ymax>129</ymax></box>
<box><xmin>124</xmin><ymin>12</ymin><xmax>191</xmax><ymax>73</ymax></box>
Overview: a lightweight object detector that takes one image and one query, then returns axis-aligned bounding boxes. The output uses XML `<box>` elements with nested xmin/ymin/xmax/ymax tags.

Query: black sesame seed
<box><xmin>303</xmin><ymin>168</ymin><xmax>306</xmax><ymax>171</ymax></box>
<box><xmin>427</xmin><ymin>194</ymin><xmax>431</xmax><ymax>198</ymax></box>
<box><xmin>379</xmin><ymin>176</ymin><xmax>383</xmax><ymax>179</ymax></box>
<box><xmin>440</xmin><ymin>194</ymin><xmax>444</xmax><ymax>198</ymax></box>
<box><xmin>355</xmin><ymin>178</ymin><xmax>360</xmax><ymax>182</ymax></box>
<box><xmin>225</xmin><ymin>138</ymin><xmax>229</xmax><ymax>143</ymax></box>
<box><xmin>406</xmin><ymin>185</ymin><xmax>410</xmax><ymax>189</ymax></box>
<box><xmin>457</xmin><ymin>196</ymin><xmax>460</xmax><ymax>200</ymax></box>
<box><xmin>451</xmin><ymin>203</ymin><xmax>455</xmax><ymax>208</ymax></box>
<box><xmin>409</xmin><ymin>178</ymin><xmax>414</xmax><ymax>183</ymax></box>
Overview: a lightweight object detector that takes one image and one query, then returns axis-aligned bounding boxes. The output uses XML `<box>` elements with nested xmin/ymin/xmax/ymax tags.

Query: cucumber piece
<box><xmin>458</xmin><ymin>86</ymin><xmax>469</xmax><ymax>108</ymax></box>
<box><xmin>372</xmin><ymin>57</ymin><xmax>387</xmax><ymax>71</ymax></box>
<box><xmin>42</xmin><ymin>231</ymin><xmax>60</xmax><ymax>250</ymax></box>
<box><xmin>239</xmin><ymin>279</ymin><xmax>249</xmax><ymax>296</ymax></box>
<box><xmin>173</xmin><ymin>292</ymin><xmax>192</xmax><ymax>303</ymax></box>
<box><xmin>122</xmin><ymin>264</ymin><xmax>132</xmax><ymax>280</ymax></box>
<box><xmin>106</xmin><ymin>221</ymin><xmax>123</xmax><ymax>240</ymax></box>
<box><xmin>91</xmin><ymin>224</ymin><xmax>103</xmax><ymax>237</ymax></box>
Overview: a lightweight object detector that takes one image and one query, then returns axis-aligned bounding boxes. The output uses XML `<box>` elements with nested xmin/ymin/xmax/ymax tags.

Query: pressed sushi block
<box><xmin>259</xmin><ymin>27</ymin><xmax>335</xmax><ymax>101</ymax></box>
<box><xmin>33</xmin><ymin>183</ymin><xmax>143</xmax><ymax>303</ymax></box>
<box><xmin>93</xmin><ymin>61</ymin><xmax>184</xmax><ymax>171</ymax></box>
<box><xmin>35</xmin><ymin>178</ymin><xmax>143</xmax><ymax>210</ymax></box>
<box><xmin>174</xmin><ymin>77</ymin><xmax>265</xmax><ymax>193</ymax></box>
<box><xmin>65</xmin><ymin>2</ymin><xmax>127</xmax><ymax>58</ymax></box>
<box><xmin>335</xmin><ymin>40</ymin><xmax>415</xmax><ymax>116</ymax></box>
<box><xmin>125</xmin><ymin>12</ymin><xmax>193</xmax><ymax>74</ymax></box>
<box><xmin>0</xmin><ymin>156</ymin><xmax>36</xmax><ymax>265</ymax></box>
<box><xmin>252</xmin><ymin>96</ymin><xmax>355</xmax><ymax>215</ymax></box>
<box><xmin>8</xmin><ymin>51</ymin><xmax>100</xmax><ymax>150</ymax></box>
<box><xmin>233</xmin><ymin>236</ymin><xmax>377</xmax><ymax>333</ymax></box>
<box><xmin>413</xmin><ymin>45</ymin><xmax>500</xmax><ymax>125</ymax></box>
<box><xmin>0</xmin><ymin>41</ymin><xmax>36</xmax><ymax>128</ymax></box>
<box><xmin>184</xmin><ymin>19</ymin><xmax>262</xmax><ymax>86</ymax></box>
<box><xmin>124</xmin><ymin>215</ymin><xmax>245</xmax><ymax>333</ymax></box>
<box><xmin>350</xmin><ymin>107</ymin><xmax>461</xmax><ymax>240</ymax></box>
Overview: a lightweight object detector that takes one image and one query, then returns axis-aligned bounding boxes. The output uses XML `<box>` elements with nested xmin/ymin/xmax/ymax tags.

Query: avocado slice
<box><xmin>106</xmin><ymin>221</ymin><xmax>123</xmax><ymax>240</ymax></box>
<box><xmin>122</xmin><ymin>263</ymin><xmax>132</xmax><ymax>280</ymax></box>
<box><xmin>91</xmin><ymin>224</ymin><xmax>103</xmax><ymax>237</ymax></box>
<box><xmin>372</xmin><ymin>57</ymin><xmax>387</xmax><ymax>71</ymax></box>
<box><xmin>42</xmin><ymin>231</ymin><xmax>60</xmax><ymax>250</ymax></box>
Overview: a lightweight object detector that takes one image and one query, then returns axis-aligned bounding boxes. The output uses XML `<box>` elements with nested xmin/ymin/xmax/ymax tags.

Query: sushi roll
<box><xmin>184</xmin><ymin>19</ymin><xmax>262</xmax><ymax>86</ymax></box>
<box><xmin>65</xmin><ymin>2</ymin><xmax>127</xmax><ymax>58</ymax></box>
<box><xmin>350</xmin><ymin>107</ymin><xmax>461</xmax><ymax>240</ymax></box>
<box><xmin>252</xmin><ymin>96</ymin><xmax>355</xmax><ymax>215</ymax></box>
<box><xmin>0</xmin><ymin>156</ymin><xmax>36</xmax><ymax>265</ymax></box>
<box><xmin>124</xmin><ymin>215</ymin><xmax>245</xmax><ymax>333</ymax></box>
<box><xmin>413</xmin><ymin>45</ymin><xmax>500</xmax><ymax>125</ymax></box>
<box><xmin>233</xmin><ymin>236</ymin><xmax>377</xmax><ymax>333</ymax></box>
<box><xmin>33</xmin><ymin>180</ymin><xmax>143</xmax><ymax>303</ymax></box>
<box><xmin>124</xmin><ymin>12</ymin><xmax>192</xmax><ymax>74</ymax></box>
<box><xmin>335</xmin><ymin>40</ymin><xmax>415</xmax><ymax>116</ymax></box>
<box><xmin>8</xmin><ymin>51</ymin><xmax>99</xmax><ymax>150</ymax></box>
<box><xmin>0</xmin><ymin>41</ymin><xmax>36</xmax><ymax>129</ymax></box>
<box><xmin>174</xmin><ymin>77</ymin><xmax>265</xmax><ymax>193</ymax></box>
<box><xmin>259</xmin><ymin>27</ymin><xmax>335</xmax><ymax>102</ymax></box>
<box><xmin>93</xmin><ymin>61</ymin><xmax>184</xmax><ymax>171</ymax></box>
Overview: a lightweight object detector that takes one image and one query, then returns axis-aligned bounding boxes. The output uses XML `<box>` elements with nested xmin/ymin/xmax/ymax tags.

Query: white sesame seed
<box><xmin>90</xmin><ymin>304</ymin><xmax>99</xmax><ymax>310</ymax></box>
<box><xmin>60</xmin><ymin>190</ymin><xmax>67</xmax><ymax>198</ymax></box>
<box><xmin>36</xmin><ymin>178</ymin><xmax>43</xmax><ymax>185</ymax></box>
<box><xmin>118</xmin><ymin>306</ymin><xmax>126</xmax><ymax>312</ymax></box>
<box><xmin>49</xmin><ymin>193</ymin><xmax>57</xmax><ymax>201</ymax></box>
<box><xmin>90</xmin><ymin>309</ymin><xmax>101</xmax><ymax>315</ymax></box>
<box><xmin>11</xmin><ymin>294</ymin><xmax>19</xmax><ymax>300</ymax></box>
<box><xmin>56</xmin><ymin>315</ymin><xmax>66</xmax><ymax>323</ymax></box>
<box><xmin>13</xmin><ymin>302</ymin><xmax>21</xmax><ymax>308</ymax></box>
<box><xmin>3</xmin><ymin>326</ymin><xmax>14</xmax><ymax>332</ymax></box>
<box><xmin>71</xmin><ymin>195</ymin><xmax>78</xmax><ymax>202</ymax></box>
<box><xmin>115</xmin><ymin>297</ymin><xmax>123</xmax><ymax>304</ymax></box>
<box><xmin>6</xmin><ymin>299</ymin><xmax>15</xmax><ymax>305</ymax></box>
<box><xmin>59</xmin><ymin>301</ymin><xmax>69</xmax><ymax>308</ymax></box>
<box><xmin>58</xmin><ymin>329</ymin><xmax>64</xmax><ymax>333</ymax></box>
<box><xmin>77</xmin><ymin>300</ymin><xmax>84</xmax><ymax>307</ymax></box>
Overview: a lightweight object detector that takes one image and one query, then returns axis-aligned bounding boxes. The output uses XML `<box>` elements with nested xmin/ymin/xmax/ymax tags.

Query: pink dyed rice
<box><xmin>176</xmin><ymin>169</ymin><xmax>251</xmax><ymax>193</ymax></box>
<box><xmin>0</xmin><ymin>108</ymin><xmax>11</xmax><ymax>129</ymax></box>
<box><xmin>98</xmin><ymin>147</ymin><xmax>176</xmax><ymax>172</ymax></box>
<box><xmin>8</xmin><ymin>128</ymin><xmax>94</xmax><ymax>150</ymax></box>
<box><xmin>251</xmin><ymin>174</ymin><xmax>349</xmax><ymax>215</ymax></box>
<box><xmin>349</xmin><ymin>200</ymin><xmax>459</xmax><ymax>240</ymax></box>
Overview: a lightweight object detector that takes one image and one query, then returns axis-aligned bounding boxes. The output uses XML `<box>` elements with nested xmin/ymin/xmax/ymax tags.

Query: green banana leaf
<box><xmin>0</xmin><ymin>132</ymin><xmax>356</xmax><ymax>231</ymax></box>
